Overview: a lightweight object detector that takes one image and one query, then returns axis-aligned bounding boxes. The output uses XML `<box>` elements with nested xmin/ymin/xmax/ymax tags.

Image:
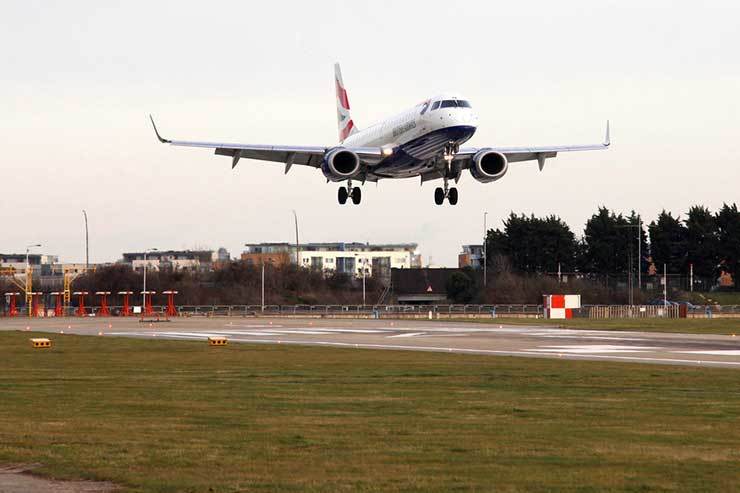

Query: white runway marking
<box><xmin>225</xmin><ymin>324</ymin><xmax>284</xmax><ymax>328</ymax></box>
<box><xmin>281</xmin><ymin>328</ymin><xmax>389</xmax><ymax>334</ymax></box>
<box><xmin>529</xmin><ymin>345</ymin><xmax>661</xmax><ymax>354</ymax></box>
<box><xmin>386</xmin><ymin>332</ymin><xmax>427</xmax><ymax>338</ymax></box>
<box><xmin>268</xmin><ymin>330</ymin><xmax>335</xmax><ymax>335</ymax></box>
<box><xmin>677</xmin><ymin>350</ymin><xmax>740</xmax><ymax>356</ymax></box>
<box><xmin>537</xmin><ymin>335</ymin><xmax>652</xmax><ymax>342</ymax></box>
<box><xmin>425</xmin><ymin>334</ymin><xmax>470</xmax><ymax>337</ymax></box>
<box><xmin>222</xmin><ymin>331</ymin><xmax>283</xmax><ymax>336</ymax></box>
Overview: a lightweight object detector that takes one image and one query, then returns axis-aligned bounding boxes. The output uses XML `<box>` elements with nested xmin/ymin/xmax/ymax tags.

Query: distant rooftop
<box><xmin>243</xmin><ymin>242</ymin><xmax>417</xmax><ymax>253</ymax></box>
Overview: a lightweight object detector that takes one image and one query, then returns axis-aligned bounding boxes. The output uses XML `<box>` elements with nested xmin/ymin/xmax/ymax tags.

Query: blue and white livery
<box><xmin>150</xmin><ymin>63</ymin><xmax>610</xmax><ymax>205</ymax></box>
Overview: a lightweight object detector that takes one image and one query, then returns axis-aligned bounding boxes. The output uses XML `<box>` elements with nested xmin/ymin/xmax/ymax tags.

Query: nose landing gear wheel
<box><xmin>351</xmin><ymin>187</ymin><xmax>362</xmax><ymax>205</ymax></box>
<box><xmin>338</xmin><ymin>187</ymin><xmax>348</xmax><ymax>204</ymax></box>
<box><xmin>448</xmin><ymin>187</ymin><xmax>458</xmax><ymax>205</ymax></box>
<box><xmin>434</xmin><ymin>187</ymin><xmax>445</xmax><ymax>205</ymax></box>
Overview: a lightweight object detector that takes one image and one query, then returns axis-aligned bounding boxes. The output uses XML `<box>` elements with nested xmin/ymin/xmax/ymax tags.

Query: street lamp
<box><xmin>26</xmin><ymin>243</ymin><xmax>42</xmax><ymax>271</ymax></box>
<box><xmin>25</xmin><ymin>244</ymin><xmax>41</xmax><ymax>317</ymax></box>
<box><xmin>142</xmin><ymin>248</ymin><xmax>158</xmax><ymax>309</ymax></box>
<box><xmin>483</xmin><ymin>212</ymin><xmax>488</xmax><ymax>287</ymax></box>
<box><xmin>82</xmin><ymin>210</ymin><xmax>89</xmax><ymax>272</ymax></box>
<box><xmin>362</xmin><ymin>258</ymin><xmax>368</xmax><ymax>306</ymax></box>
<box><xmin>292</xmin><ymin>210</ymin><xmax>300</xmax><ymax>266</ymax></box>
<box><xmin>617</xmin><ymin>217</ymin><xmax>642</xmax><ymax>305</ymax></box>
<box><xmin>354</xmin><ymin>253</ymin><xmax>368</xmax><ymax>306</ymax></box>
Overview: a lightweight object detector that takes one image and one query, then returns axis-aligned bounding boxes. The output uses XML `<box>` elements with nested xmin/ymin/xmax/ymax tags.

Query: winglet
<box><xmin>149</xmin><ymin>115</ymin><xmax>171</xmax><ymax>144</ymax></box>
<box><xmin>604</xmin><ymin>120</ymin><xmax>611</xmax><ymax>147</ymax></box>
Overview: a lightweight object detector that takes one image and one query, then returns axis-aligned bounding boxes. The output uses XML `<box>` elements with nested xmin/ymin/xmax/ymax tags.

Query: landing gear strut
<box><xmin>434</xmin><ymin>141</ymin><xmax>460</xmax><ymax>205</ymax></box>
<box><xmin>338</xmin><ymin>180</ymin><xmax>362</xmax><ymax>205</ymax></box>
<box><xmin>434</xmin><ymin>177</ymin><xmax>458</xmax><ymax>205</ymax></box>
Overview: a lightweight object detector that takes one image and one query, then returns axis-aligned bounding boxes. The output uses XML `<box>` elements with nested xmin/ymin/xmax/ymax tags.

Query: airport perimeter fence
<box><xmin>174</xmin><ymin>304</ymin><xmax>543</xmax><ymax>317</ymax></box>
<box><xmin>5</xmin><ymin>303</ymin><xmax>740</xmax><ymax>319</ymax></box>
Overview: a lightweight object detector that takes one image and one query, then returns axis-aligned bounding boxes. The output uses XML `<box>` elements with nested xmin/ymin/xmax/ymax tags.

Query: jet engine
<box><xmin>469</xmin><ymin>149</ymin><xmax>508</xmax><ymax>183</ymax></box>
<box><xmin>321</xmin><ymin>148</ymin><xmax>361</xmax><ymax>181</ymax></box>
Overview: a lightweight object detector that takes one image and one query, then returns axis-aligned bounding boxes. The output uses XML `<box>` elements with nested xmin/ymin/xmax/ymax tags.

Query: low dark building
<box><xmin>391</xmin><ymin>267</ymin><xmax>480</xmax><ymax>304</ymax></box>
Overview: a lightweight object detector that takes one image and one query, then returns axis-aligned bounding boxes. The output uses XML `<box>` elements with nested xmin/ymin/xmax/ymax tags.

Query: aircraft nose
<box><xmin>458</xmin><ymin>109</ymin><xmax>477</xmax><ymax>125</ymax></box>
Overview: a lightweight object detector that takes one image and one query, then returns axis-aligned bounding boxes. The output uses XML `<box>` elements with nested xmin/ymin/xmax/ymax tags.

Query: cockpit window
<box><xmin>419</xmin><ymin>100</ymin><xmax>430</xmax><ymax>115</ymax></box>
<box><xmin>440</xmin><ymin>99</ymin><xmax>471</xmax><ymax>109</ymax></box>
<box><xmin>431</xmin><ymin>101</ymin><xmax>440</xmax><ymax>111</ymax></box>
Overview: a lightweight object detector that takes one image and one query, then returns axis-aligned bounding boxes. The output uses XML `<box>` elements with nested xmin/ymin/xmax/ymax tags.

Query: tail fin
<box><xmin>335</xmin><ymin>63</ymin><xmax>358</xmax><ymax>141</ymax></box>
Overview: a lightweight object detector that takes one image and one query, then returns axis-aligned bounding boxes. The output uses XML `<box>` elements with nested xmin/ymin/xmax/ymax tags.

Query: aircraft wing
<box><xmin>149</xmin><ymin>116</ymin><xmax>384</xmax><ymax>172</ymax></box>
<box><xmin>455</xmin><ymin>121</ymin><xmax>610</xmax><ymax>170</ymax></box>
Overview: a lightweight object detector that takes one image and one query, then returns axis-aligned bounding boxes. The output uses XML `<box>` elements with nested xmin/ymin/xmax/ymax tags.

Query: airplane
<box><xmin>150</xmin><ymin>63</ymin><xmax>610</xmax><ymax>206</ymax></box>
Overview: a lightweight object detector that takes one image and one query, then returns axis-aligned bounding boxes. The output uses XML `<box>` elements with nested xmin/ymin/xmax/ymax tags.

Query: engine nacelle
<box><xmin>470</xmin><ymin>149</ymin><xmax>508</xmax><ymax>183</ymax></box>
<box><xmin>321</xmin><ymin>148</ymin><xmax>361</xmax><ymax>181</ymax></box>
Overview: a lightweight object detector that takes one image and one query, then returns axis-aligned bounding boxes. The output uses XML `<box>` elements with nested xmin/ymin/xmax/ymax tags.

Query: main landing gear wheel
<box><xmin>338</xmin><ymin>181</ymin><xmax>362</xmax><ymax>205</ymax></box>
<box><xmin>351</xmin><ymin>187</ymin><xmax>362</xmax><ymax>205</ymax></box>
<box><xmin>434</xmin><ymin>187</ymin><xmax>445</xmax><ymax>205</ymax></box>
<box><xmin>434</xmin><ymin>177</ymin><xmax>459</xmax><ymax>205</ymax></box>
<box><xmin>338</xmin><ymin>187</ymin><xmax>348</xmax><ymax>204</ymax></box>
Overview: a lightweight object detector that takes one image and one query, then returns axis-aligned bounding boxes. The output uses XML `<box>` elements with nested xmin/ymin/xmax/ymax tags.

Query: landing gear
<box><xmin>338</xmin><ymin>187</ymin><xmax>348</xmax><ymax>204</ymax></box>
<box><xmin>434</xmin><ymin>187</ymin><xmax>445</xmax><ymax>205</ymax></box>
<box><xmin>434</xmin><ymin>177</ymin><xmax>459</xmax><ymax>205</ymax></box>
<box><xmin>443</xmin><ymin>141</ymin><xmax>460</xmax><ymax>158</ymax></box>
<box><xmin>338</xmin><ymin>180</ymin><xmax>362</xmax><ymax>205</ymax></box>
<box><xmin>351</xmin><ymin>187</ymin><xmax>361</xmax><ymax>205</ymax></box>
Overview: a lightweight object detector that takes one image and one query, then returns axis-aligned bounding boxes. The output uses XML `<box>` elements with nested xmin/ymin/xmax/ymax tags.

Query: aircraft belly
<box><xmin>372</xmin><ymin>125</ymin><xmax>476</xmax><ymax>178</ymax></box>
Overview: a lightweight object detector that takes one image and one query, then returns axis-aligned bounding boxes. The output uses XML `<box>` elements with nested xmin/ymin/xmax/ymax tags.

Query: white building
<box><xmin>242</xmin><ymin>242</ymin><xmax>421</xmax><ymax>281</ymax></box>
<box><xmin>1</xmin><ymin>253</ymin><xmax>59</xmax><ymax>278</ymax></box>
<box><xmin>122</xmin><ymin>250</ymin><xmax>217</xmax><ymax>272</ymax></box>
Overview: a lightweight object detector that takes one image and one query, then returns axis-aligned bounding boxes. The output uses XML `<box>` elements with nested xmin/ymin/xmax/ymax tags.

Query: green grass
<box><xmin>459</xmin><ymin>317</ymin><xmax>740</xmax><ymax>335</ymax></box>
<box><xmin>1</xmin><ymin>331</ymin><xmax>739</xmax><ymax>492</ymax></box>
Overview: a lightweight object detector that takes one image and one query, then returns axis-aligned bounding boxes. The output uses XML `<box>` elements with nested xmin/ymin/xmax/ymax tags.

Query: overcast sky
<box><xmin>1</xmin><ymin>1</ymin><xmax>738</xmax><ymax>265</ymax></box>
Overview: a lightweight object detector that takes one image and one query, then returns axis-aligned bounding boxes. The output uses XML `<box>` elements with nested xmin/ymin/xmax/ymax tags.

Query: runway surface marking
<box><xmin>528</xmin><ymin>345</ymin><xmax>661</xmax><ymax>354</ymax></box>
<box><xmin>16</xmin><ymin>320</ymin><xmax>721</xmax><ymax>369</ymax></box>
<box><xmin>103</xmin><ymin>334</ymin><xmax>740</xmax><ymax>368</ymax></box>
<box><xmin>224</xmin><ymin>324</ymin><xmax>284</xmax><ymax>328</ymax></box>
<box><xmin>678</xmin><ymin>350</ymin><xmax>740</xmax><ymax>356</ymax></box>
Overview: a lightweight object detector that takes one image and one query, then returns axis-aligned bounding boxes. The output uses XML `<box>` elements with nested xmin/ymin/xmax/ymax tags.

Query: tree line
<box><xmin>485</xmin><ymin>203</ymin><xmax>740</xmax><ymax>288</ymax></box>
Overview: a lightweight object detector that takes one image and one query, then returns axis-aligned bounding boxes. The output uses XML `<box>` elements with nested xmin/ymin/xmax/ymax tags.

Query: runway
<box><xmin>3</xmin><ymin>317</ymin><xmax>740</xmax><ymax>368</ymax></box>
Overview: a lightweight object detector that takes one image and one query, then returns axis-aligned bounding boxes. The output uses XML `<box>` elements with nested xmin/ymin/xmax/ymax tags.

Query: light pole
<box><xmin>362</xmin><ymin>258</ymin><xmax>368</xmax><ymax>306</ymax></box>
<box><xmin>663</xmin><ymin>263</ymin><xmax>668</xmax><ymax>310</ymax></box>
<box><xmin>617</xmin><ymin>219</ymin><xmax>642</xmax><ymax>304</ymax></box>
<box><xmin>292</xmin><ymin>210</ymin><xmax>300</xmax><ymax>266</ymax></box>
<box><xmin>142</xmin><ymin>248</ymin><xmax>158</xmax><ymax>310</ymax></box>
<box><xmin>82</xmin><ymin>210</ymin><xmax>89</xmax><ymax>272</ymax></box>
<box><xmin>483</xmin><ymin>212</ymin><xmax>488</xmax><ymax>287</ymax></box>
<box><xmin>25</xmin><ymin>244</ymin><xmax>41</xmax><ymax>317</ymax></box>
<box><xmin>637</xmin><ymin>215</ymin><xmax>642</xmax><ymax>291</ymax></box>
<box><xmin>26</xmin><ymin>244</ymin><xmax>41</xmax><ymax>272</ymax></box>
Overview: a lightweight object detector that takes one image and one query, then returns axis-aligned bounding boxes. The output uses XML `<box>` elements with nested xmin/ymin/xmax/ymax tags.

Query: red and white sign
<box><xmin>543</xmin><ymin>294</ymin><xmax>581</xmax><ymax>319</ymax></box>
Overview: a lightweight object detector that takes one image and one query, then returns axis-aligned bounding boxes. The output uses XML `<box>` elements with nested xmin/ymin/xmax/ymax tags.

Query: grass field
<box><xmin>459</xmin><ymin>317</ymin><xmax>740</xmax><ymax>335</ymax></box>
<box><xmin>1</xmin><ymin>331</ymin><xmax>739</xmax><ymax>492</ymax></box>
